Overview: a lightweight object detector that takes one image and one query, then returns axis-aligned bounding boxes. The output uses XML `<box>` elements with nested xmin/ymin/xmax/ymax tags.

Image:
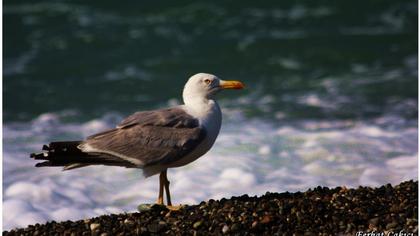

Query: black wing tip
<box><xmin>31</xmin><ymin>143</ymin><xmax>51</xmax><ymax>159</ymax></box>
<box><xmin>30</xmin><ymin>152</ymin><xmax>48</xmax><ymax>160</ymax></box>
<box><xmin>30</xmin><ymin>152</ymin><xmax>41</xmax><ymax>159</ymax></box>
<box><xmin>35</xmin><ymin>161</ymin><xmax>51</xmax><ymax>167</ymax></box>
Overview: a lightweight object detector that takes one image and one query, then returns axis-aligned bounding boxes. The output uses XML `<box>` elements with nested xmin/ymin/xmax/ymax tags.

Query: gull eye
<box><xmin>204</xmin><ymin>79</ymin><xmax>212</xmax><ymax>85</ymax></box>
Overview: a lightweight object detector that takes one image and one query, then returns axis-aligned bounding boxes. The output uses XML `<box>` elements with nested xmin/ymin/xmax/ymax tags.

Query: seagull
<box><xmin>31</xmin><ymin>73</ymin><xmax>244</xmax><ymax>209</ymax></box>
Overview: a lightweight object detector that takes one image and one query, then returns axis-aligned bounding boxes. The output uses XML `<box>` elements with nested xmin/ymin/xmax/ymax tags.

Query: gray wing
<box><xmin>116</xmin><ymin>107</ymin><xmax>200</xmax><ymax>129</ymax></box>
<box><xmin>79</xmin><ymin>107</ymin><xmax>206</xmax><ymax>167</ymax></box>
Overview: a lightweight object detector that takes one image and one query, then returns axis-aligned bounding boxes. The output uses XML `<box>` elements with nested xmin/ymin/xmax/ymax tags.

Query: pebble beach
<box><xmin>4</xmin><ymin>180</ymin><xmax>417</xmax><ymax>235</ymax></box>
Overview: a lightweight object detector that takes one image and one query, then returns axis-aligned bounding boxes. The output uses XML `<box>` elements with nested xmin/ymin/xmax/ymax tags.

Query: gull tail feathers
<box><xmin>30</xmin><ymin>141</ymin><xmax>135</xmax><ymax>170</ymax></box>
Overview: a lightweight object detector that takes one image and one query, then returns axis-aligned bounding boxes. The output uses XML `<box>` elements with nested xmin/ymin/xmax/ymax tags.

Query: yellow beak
<box><xmin>219</xmin><ymin>80</ymin><xmax>245</xmax><ymax>90</ymax></box>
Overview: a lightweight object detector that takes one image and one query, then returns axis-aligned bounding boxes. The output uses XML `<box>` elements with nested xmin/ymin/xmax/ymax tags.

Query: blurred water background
<box><xmin>4</xmin><ymin>0</ymin><xmax>418</xmax><ymax>229</ymax></box>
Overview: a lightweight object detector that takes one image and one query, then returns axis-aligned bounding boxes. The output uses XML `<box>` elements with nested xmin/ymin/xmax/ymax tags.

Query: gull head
<box><xmin>183</xmin><ymin>73</ymin><xmax>244</xmax><ymax>103</ymax></box>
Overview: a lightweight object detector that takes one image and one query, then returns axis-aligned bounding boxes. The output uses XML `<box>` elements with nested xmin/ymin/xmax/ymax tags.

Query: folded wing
<box><xmin>78</xmin><ymin>107</ymin><xmax>206</xmax><ymax>167</ymax></box>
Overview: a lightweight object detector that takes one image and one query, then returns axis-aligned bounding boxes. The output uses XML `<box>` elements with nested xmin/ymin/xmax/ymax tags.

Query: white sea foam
<box><xmin>3</xmin><ymin>111</ymin><xmax>418</xmax><ymax>230</ymax></box>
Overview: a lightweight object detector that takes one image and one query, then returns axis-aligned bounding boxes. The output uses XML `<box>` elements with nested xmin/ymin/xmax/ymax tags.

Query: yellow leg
<box><xmin>162</xmin><ymin>170</ymin><xmax>172</xmax><ymax>206</ymax></box>
<box><xmin>162</xmin><ymin>170</ymin><xmax>183</xmax><ymax>211</ymax></box>
<box><xmin>156</xmin><ymin>172</ymin><xmax>164</xmax><ymax>205</ymax></box>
